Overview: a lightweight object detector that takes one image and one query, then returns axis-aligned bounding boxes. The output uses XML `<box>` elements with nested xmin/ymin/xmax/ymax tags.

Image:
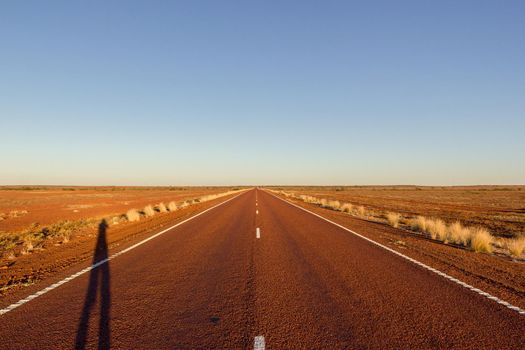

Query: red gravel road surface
<box><xmin>0</xmin><ymin>189</ymin><xmax>524</xmax><ymax>349</ymax></box>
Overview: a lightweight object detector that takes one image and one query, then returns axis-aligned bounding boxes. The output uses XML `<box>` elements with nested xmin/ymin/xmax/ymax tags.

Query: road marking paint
<box><xmin>256</xmin><ymin>210</ymin><xmax>259</xmax><ymax>215</ymax></box>
<box><xmin>268</xmin><ymin>191</ymin><xmax>525</xmax><ymax>316</ymax></box>
<box><xmin>256</xmin><ymin>227</ymin><xmax>261</xmax><ymax>239</ymax></box>
<box><xmin>254</xmin><ymin>336</ymin><xmax>265</xmax><ymax>350</ymax></box>
<box><xmin>0</xmin><ymin>191</ymin><xmax>248</xmax><ymax>316</ymax></box>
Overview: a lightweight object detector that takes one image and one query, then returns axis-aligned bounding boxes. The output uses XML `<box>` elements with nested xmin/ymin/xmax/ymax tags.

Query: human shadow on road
<box><xmin>75</xmin><ymin>219</ymin><xmax>111</xmax><ymax>350</ymax></box>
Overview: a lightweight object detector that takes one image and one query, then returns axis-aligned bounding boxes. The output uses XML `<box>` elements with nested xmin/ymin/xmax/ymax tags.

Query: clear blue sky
<box><xmin>1</xmin><ymin>1</ymin><xmax>524</xmax><ymax>185</ymax></box>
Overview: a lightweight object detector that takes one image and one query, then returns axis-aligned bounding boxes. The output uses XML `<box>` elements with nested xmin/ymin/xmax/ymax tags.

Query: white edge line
<box><xmin>266</xmin><ymin>191</ymin><xmax>525</xmax><ymax>316</ymax></box>
<box><xmin>0</xmin><ymin>190</ymin><xmax>249</xmax><ymax>316</ymax></box>
<box><xmin>254</xmin><ymin>335</ymin><xmax>265</xmax><ymax>350</ymax></box>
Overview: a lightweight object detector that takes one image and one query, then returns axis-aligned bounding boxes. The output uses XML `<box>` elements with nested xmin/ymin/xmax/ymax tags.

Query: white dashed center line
<box><xmin>256</xmin><ymin>227</ymin><xmax>261</xmax><ymax>239</ymax></box>
<box><xmin>256</xmin><ymin>210</ymin><xmax>259</xmax><ymax>215</ymax></box>
<box><xmin>254</xmin><ymin>335</ymin><xmax>265</xmax><ymax>350</ymax></box>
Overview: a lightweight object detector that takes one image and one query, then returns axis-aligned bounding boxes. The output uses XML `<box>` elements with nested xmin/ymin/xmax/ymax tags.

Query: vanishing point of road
<box><xmin>1</xmin><ymin>189</ymin><xmax>524</xmax><ymax>349</ymax></box>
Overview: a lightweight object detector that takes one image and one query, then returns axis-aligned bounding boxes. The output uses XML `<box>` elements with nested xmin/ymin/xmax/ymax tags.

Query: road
<box><xmin>1</xmin><ymin>189</ymin><xmax>524</xmax><ymax>349</ymax></box>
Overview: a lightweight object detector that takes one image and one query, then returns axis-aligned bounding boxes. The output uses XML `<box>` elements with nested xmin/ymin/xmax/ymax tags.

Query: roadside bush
<box><xmin>386</xmin><ymin>212</ymin><xmax>401</xmax><ymax>228</ymax></box>
<box><xmin>507</xmin><ymin>237</ymin><xmax>525</xmax><ymax>257</ymax></box>
<box><xmin>427</xmin><ymin>218</ymin><xmax>447</xmax><ymax>242</ymax></box>
<box><xmin>143</xmin><ymin>205</ymin><xmax>155</xmax><ymax>217</ymax></box>
<box><xmin>328</xmin><ymin>200</ymin><xmax>341</xmax><ymax>210</ymax></box>
<box><xmin>157</xmin><ymin>202</ymin><xmax>168</xmax><ymax>213</ymax></box>
<box><xmin>22</xmin><ymin>236</ymin><xmax>34</xmax><ymax>253</ymax></box>
<box><xmin>447</xmin><ymin>221</ymin><xmax>471</xmax><ymax>246</ymax></box>
<box><xmin>126</xmin><ymin>209</ymin><xmax>141</xmax><ymax>222</ymax></box>
<box><xmin>340</xmin><ymin>203</ymin><xmax>353</xmax><ymax>213</ymax></box>
<box><xmin>411</xmin><ymin>216</ymin><xmax>428</xmax><ymax>232</ymax></box>
<box><xmin>168</xmin><ymin>201</ymin><xmax>178</xmax><ymax>211</ymax></box>
<box><xmin>357</xmin><ymin>206</ymin><xmax>366</xmax><ymax>217</ymax></box>
<box><xmin>109</xmin><ymin>215</ymin><xmax>124</xmax><ymax>226</ymax></box>
<box><xmin>299</xmin><ymin>195</ymin><xmax>320</xmax><ymax>205</ymax></box>
<box><xmin>470</xmin><ymin>227</ymin><xmax>493</xmax><ymax>253</ymax></box>
<box><xmin>61</xmin><ymin>231</ymin><xmax>71</xmax><ymax>243</ymax></box>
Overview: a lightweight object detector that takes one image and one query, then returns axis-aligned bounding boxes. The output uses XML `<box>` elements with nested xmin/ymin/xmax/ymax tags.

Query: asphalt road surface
<box><xmin>1</xmin><ymin>189</ymin><xmax>524</xmax><ymax>349</ymax></box>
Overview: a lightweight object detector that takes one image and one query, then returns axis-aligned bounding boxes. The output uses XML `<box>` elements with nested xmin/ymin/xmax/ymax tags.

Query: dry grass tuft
<box><xmin>300</xmin><ymin>195</ymin><xmax>320</xmax><ymax>205</ymax></box>
<box><xmin>109</xmin><ymin>216</ymin><xmax>124</xmax><ymax>226</ymax></box>
<box><xmin>143</xmin><ymin>205</ymin><xmax>155</xmax><ymax>217</ymax></box>
<box><xmin>23</xmin><ymin>237</ymin><xmax>34</xmax><ymax>252</ymax></box>
<box><xmin>126</xmin><ymin>209</ymin><xmax>141</xmax><ymax>222</ymax></box>
<box><xmin>506</xmin><ymin>237</ymin><xmax>525</xmax><ymax>257</ymax></box>
<box><xmin>447</xmin><ymin>221</ymin><xmax>471</xmax><ymax>245</ymax></box>
<box><xmin>168</xmin><ymin>201</ymin><xmax>178</xmax><ymax>211</ymax></box>
<box><xmin>340</xmin><ymin>203</ymin><xmax>353</xmax><ymax>213</ymax></box>
<box><xmin>327</xmin><ymin>200</ymin><xmax>341</xmax><ymax>210</ymax></box>
<box><xmin>386</xmin><ymin>212</ymin><xmax>401</xmax><ymax>228</ymax></box>
<box><xmin>356</xmin><ymin>206</ymin><xmax>366</xmax><ymax>217</ymax></box>
<box><xmin>61</xmin><ymin>232</ymin><xmax>71</xmax><ymax>243</ymax></box>
<box><xmin>157</xmin><ymin>202</ymin><xmax>168</xmax><ymax>213</ymax></box>
<box><xmin>470</xmin><ymin>227</ymin><xmax>493</xmax><ymax>253</ymax></box>
<box><xmin>411</xmin><ymin>216</ymin><xmax>428</xmax><ymax>232</ymax></box>
<box><xmin>427</xmin><ymin>218</ymin><xmax>447</xmax><ymax>242</ymax></box>
<box><xmin>199</xmin><ymin>195</ymin><xmax>211</xmax><ymax>202</ymax></box>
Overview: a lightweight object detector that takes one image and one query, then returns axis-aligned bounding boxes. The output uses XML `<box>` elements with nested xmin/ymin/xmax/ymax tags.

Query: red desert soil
<box><xmin>269</xmin><ymin>186</ymin><xmax>525</xmax><ymax>237</ymax></box>
<box><xmin>0</xmin><ymin>188</ymin><xmax>242</xmax><ymax>298</ymax></box>
<box><xmin>0</xmin><ymin>186</ymin><xmax>236</xmax><ymax>233</ymax></box>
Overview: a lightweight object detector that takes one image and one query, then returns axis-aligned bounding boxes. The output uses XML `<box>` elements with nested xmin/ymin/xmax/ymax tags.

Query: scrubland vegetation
<box><xmin>0</xmin><ymin>189</ymin><xmax>243</xmax><ymax>261</ymax></box>
<box><xmin>506</xmin><ymin>237</ymin><xmax>525</xmax><ymax>257</ymax></box>
<box><xmin>271</xmin><ymin>189</ymin><xmax>524</xmax><ymax>259</ymax></box>
<box><xmin>143</xmin><ymin>205</ymin><xmax>156</xmax><ymax>217</ymax></box>
<box><xmin>270</xmin><ymin>186</ymin><xmax>525</xmax><ymax>238</ymax></box>
<box><xmin>126</xmin><ymin>209</ymin><xmax>141</xmax><ymax>222</ymax></box>
<box><xmin>386</xmin><ymin>212</ymin><xmax>401</xmax><ymax>228</ymax></box>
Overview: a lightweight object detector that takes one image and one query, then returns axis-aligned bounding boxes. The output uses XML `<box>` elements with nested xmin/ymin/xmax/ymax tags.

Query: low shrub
<box><xmin>470</xmin><ymin>227</ymin><xmax>493</xmax><ymax>253</ymax></box>
<box><xmin>126</xmin><ymin>209</ymin><xmax>141</xmax><ymax>222</ymax></box>
<box><xmin>427</xmin><ymin>218</ymin><xmax>447</xmax><ymax>242</ymax></box>
<box><xmin>168</xmin><ymin>201</ymin><xmax>178</xmax><ymax>211</ymax></box>
<box><xmin>447</xmin><ymin>221</ymin><xmax>471</xmax><ymax>245</ymax></box>
<box><xmin>411</xmin><ymin>216</ymin><xmax>427</xmax><ymax>232</ymax></box>
<box><xmin>507</xmin><ymin>237</ymin><xmax>525</xmax><ymax>257</ymax></box>
<box><xmin>143</xmin><ymin>205</ymin><xmax>155</xmax><ymax>217</ymax></box>
<box><xmin>386</xmin><ymin>212</ymin><xmax>401</xmax><ymax>228</ymax></box>
<box><xmin>340</xmin><ymin>203</ymin><xmax>353</xmax><ymax>213</ymax></box>
<box><xmin>327</xmin><ymin>200</ymin><xmax>341</xmax><ymax>210</ymax></box>
<box><xmin>157</xmin><ymin>202</ymin><xmax>168</xmax><ymax>213</ymax></box>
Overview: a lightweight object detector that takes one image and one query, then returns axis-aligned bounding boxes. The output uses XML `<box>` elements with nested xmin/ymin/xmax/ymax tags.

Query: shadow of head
<box><xmin>94</xmin><ymin>219</ymin><xmax>109</xmax><ymax>261</ymax></box>
<box><xmin>99</xmin><ymin>219</ymin><xmax>108</xmax><ymax>231</ymax></box>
